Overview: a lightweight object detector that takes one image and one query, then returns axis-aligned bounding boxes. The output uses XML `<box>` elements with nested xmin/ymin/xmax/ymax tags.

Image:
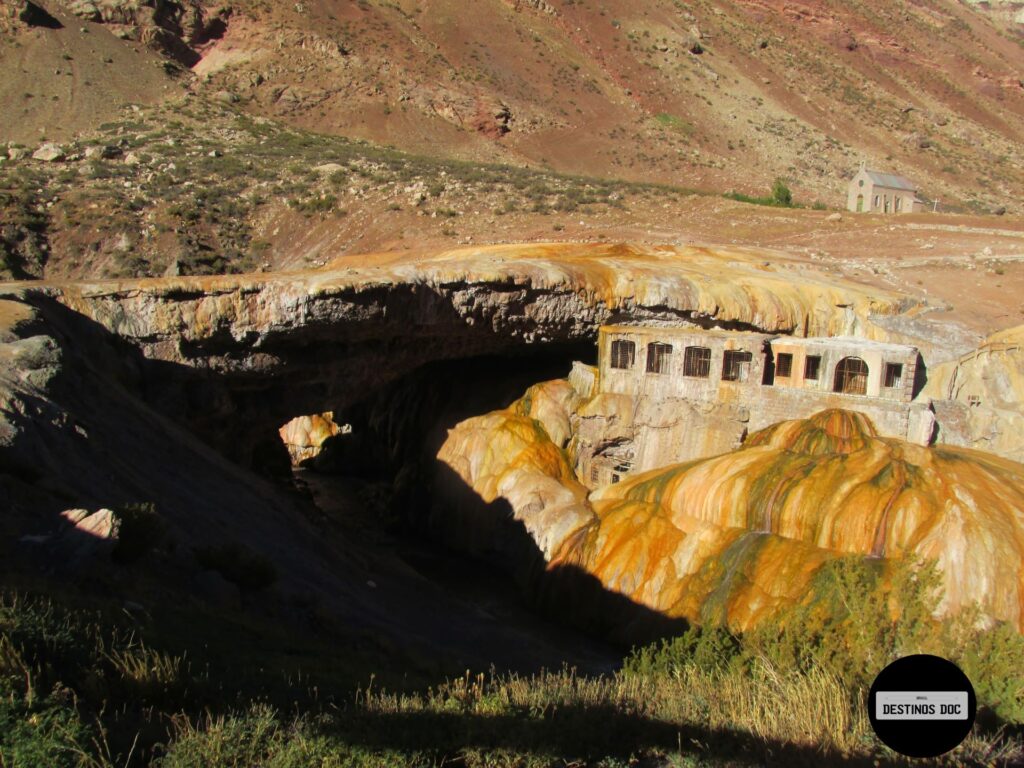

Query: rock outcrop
<box><xmin>57</xmin><ymin>0</ymin><xmax>226</xmax><ymax>65</ymax></box>
<box><xmin>3</xmin><ymin>240</ymin><xmax>1024</xmax><ymax>652</ymax></box>
<box><xmin>439</xmin><ymin>389</ymin><xmax>1024</xmax><ymax>634</ymax></box>
<box><xmin>279</xmin><ymin>411</ymin><xmax>344</xmax><ymax>465</ymax></box>
<box><xmin>6</xmin><ymin>242</ymin><xmax>914</xmax><ymax>468</ymax></box>
<box><xmin>925</xmin><ymin>325</ymin><xmax>1024</xmax><ymax>462</ymax></box>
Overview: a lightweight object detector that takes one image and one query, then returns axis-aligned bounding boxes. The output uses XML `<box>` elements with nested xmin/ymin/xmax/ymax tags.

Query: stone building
<box><xmin>577</xmin><ymin>325</ymin><xmax>936</xmax><ymax>487</ymax></box>
<box><xmin>846</xmin><ymin>163</ymin><xmax>925</xmax><ymax>214</ymax></box>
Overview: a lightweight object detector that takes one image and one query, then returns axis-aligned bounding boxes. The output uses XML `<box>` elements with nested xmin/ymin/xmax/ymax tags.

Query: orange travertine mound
<box><xmin>441</xmin><ymin>388</ymin><xmax>1024</xmax><ymax>632</ymax></box>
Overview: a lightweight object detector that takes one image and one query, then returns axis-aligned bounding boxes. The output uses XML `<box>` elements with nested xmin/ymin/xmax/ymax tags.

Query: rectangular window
<box><xmin>590</xmin><ymin>465</ymin><xmax>600</xmax><ymax>484</ymax></box>
<box><xmin>884</xmin><ymin>362</ymin><xmax>903</xmax><ymax>388</ymax></box>
<box><xmin>646</xmin><ymin>342</ymin><xmax>672</xmax><ymax>374</ymax></box>
<box><xmin>722</xmin><ymin>350</ymin><xmax>753</xmax><ymax>382</ymax></box>
<box><xmin>610</xmin><ymin>339</ymin><xmax>636</xmax><ymax>370</ymax></box>
<box><xmin>804</xmin><ymin>355</ymin><xmax>822</xmax><ymax>381</ymax></box>
<box><xmin>776</xmin><ymin>352</ymin><xmax>793</xmax><ymax>378</ymax></box>
<box><xmin>682</xmin><ymin>346</ymin><xmax>712</xmax><ymax>378</ymax></box>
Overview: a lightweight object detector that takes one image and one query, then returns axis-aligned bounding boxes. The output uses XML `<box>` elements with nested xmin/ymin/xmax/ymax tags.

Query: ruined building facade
<box><xmin>574</xmin><ymin>326</ymin><xmax>936</xmax><ymax>487</ymax></box>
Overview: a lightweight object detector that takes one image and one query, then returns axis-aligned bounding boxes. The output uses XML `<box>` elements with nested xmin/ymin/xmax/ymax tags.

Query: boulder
<box><xmin>279</xmin><ymin>412</ymin><xmax>344</xmax><ymax>465</ymax></box>
<box><xmin>52</xmin><ymin>508</ymin><xmax>119</xmax><ymax>566</ymax></box>
<box><xmin>17</xmin><ymin>1</ymin><xmax>62</xmax><ymax>28</ymax></box>
<box><xmin>62</xmin><ymin>507</ymin><xmax>117</xmax><ymax>538</ymax></box>
<box><xmin>32</xmin><ymin>143</ymin><xmax>66</xmax><ymax>162</ymax></box>
<box><xmin>84</xmin><ymin>144</ymin><xmax>121</xmax><ymax>159</ymax></box>
<box><xmin>65</xmin><ymin>1</ymin><xmax>101</xmax><ymax>22</ymax></box>
<box><xmin>313</xmin><ymin>162</ymin><xmax>345</xmax><ymax>176</ymax></box>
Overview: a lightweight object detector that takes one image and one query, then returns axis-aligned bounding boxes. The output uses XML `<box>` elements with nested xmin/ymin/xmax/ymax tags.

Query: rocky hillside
<box><xmin>2</xmin><ymin>0</ymin><xmax>1023</xmax><ymax>215</ymax></box>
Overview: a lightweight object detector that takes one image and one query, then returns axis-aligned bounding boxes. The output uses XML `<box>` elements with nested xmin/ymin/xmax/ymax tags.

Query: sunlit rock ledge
<box><xmin>11</xmin><ymin>242</ymin><xmax>915</xmax><ymax>363</ymax></box>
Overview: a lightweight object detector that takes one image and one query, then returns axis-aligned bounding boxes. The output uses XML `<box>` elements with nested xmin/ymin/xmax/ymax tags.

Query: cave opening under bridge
<box><xmin>276</xmin><ymin>342</ymin><xmax>597</xmax><ymax>529</ymax></box>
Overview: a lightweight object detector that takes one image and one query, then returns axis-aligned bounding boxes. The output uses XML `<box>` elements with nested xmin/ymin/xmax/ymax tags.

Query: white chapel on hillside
<box><xmin>847</xmin><ymin>162</ymin><xmax>925</xmax><ymax>214</ymax></box>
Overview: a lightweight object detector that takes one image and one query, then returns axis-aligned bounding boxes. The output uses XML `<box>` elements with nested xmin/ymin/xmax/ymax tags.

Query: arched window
<box><xmin>833</xmin><ymin>357</ymin><xmax>869</xmax><ymax>395</ymax></box>
<box><xmin>610</xmin><ymin>339</ymin><xmax>635</xmax><ymax>369</ymax></box>
<box><xmin>646</xmin><ymin>342</ymin><xmax>672</xmax><ymax>374</ymax></box>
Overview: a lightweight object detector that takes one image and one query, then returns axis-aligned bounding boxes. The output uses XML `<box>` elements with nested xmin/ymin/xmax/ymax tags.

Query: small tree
<box><xmin>771</xmin><ymin>179</ymin><xmax>793</xmax><ymax>206</ymax></box>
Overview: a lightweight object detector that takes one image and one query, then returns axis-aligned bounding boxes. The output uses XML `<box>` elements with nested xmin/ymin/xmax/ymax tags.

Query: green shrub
<box><xmin>771</xmin><ymin>179</ymin><xmax>793</xmax><ymax>206</ymax></box>
<box><xmin>960</xmin><ymin>622</ymin><xmax>1024</xmax><ymax>723</ymax></box>
<box><xmin>626</xmin><ymin>556</ymin><xmax>1024</xmax><ymax>728</ymax></box>
<box><xmin>724</xmin><ymin>180</ymin><xmax>796</xmax><ymax>209</ymax></box>
<box><xmin>288</xmin><ymin>194</ymin><xmax>337</xmax><ymax>215</ymax></box>
<box><xmin>0</xmin><ymin>684</ymin><xmax>92</xmax><ymax>768</ymax></box>
<box><xmin>155</xmin><ymin>706</ymin><xmax>365</xmax><ymax>768</ymax></box>
<box><xmin>112</xmin><ymin>502</ymin><xmax>166</xmax><ymax>564</ymax></box>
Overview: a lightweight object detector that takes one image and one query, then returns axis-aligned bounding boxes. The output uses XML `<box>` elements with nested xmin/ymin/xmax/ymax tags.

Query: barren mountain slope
<box><xmin>0</xmin><ymin>1</ymin><xmax>184</xmax><ymax>142</ymax></box>
<box><xmin>3</xmin><ymin>0</ymin><xmax>1023</xmax><ymax>211</ymax></box>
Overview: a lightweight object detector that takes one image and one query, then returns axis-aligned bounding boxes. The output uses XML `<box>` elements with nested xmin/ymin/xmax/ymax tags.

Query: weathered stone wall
<box><xmin>767</xmin><ymin>337</ymin><xmax>919</xmax><ymax>402</ymax></box>
<box><xmin>598</xmin><ymin>326</ymin><xmax>771</xmax><ymax>402</ymax></box>
<box><xmin>581</xmin><ymin>325</ymin><xmax>933</xmax><ymax>484</ymax></box>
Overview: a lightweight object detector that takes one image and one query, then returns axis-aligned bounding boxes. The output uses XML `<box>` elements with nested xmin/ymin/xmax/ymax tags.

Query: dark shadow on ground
<box><xmin>19</xmin><ymin>1</ymin><xmax>62</xmax><ymax>28</ymax></box>
<box><xmin>325</xmin><ymin>706</ymin><xmax>902</xmax><ymax>767</ymax></box>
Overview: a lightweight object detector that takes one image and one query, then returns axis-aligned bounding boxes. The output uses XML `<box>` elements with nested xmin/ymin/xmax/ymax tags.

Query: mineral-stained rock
<box><xmin>437</xmin><ymin>390</ymin><xmax>595</xmax><ymax>561</ymax></box>
<box><xmin>578</xmin><ymin>410</ymin><xmax>1024</xmax><ymax>630</ymax></box>
<box><xmin>924</xmin><ymin>325</ymin><xmax>1024</xmax><ymax>462</ymax></box>
<box><xmin>440</xmin><ymin>392</ymin><xmax>1024</xmax><ymax>634</ymax></box>
<box><xmin>8</xmin><ymin>242</ymin><xmax>914</xmax><ymax>467</ymax></box>
<box><xmin>279</xmin><ymin>411</ymin><xmax>343</xmax><ymax>464</ymax></box>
